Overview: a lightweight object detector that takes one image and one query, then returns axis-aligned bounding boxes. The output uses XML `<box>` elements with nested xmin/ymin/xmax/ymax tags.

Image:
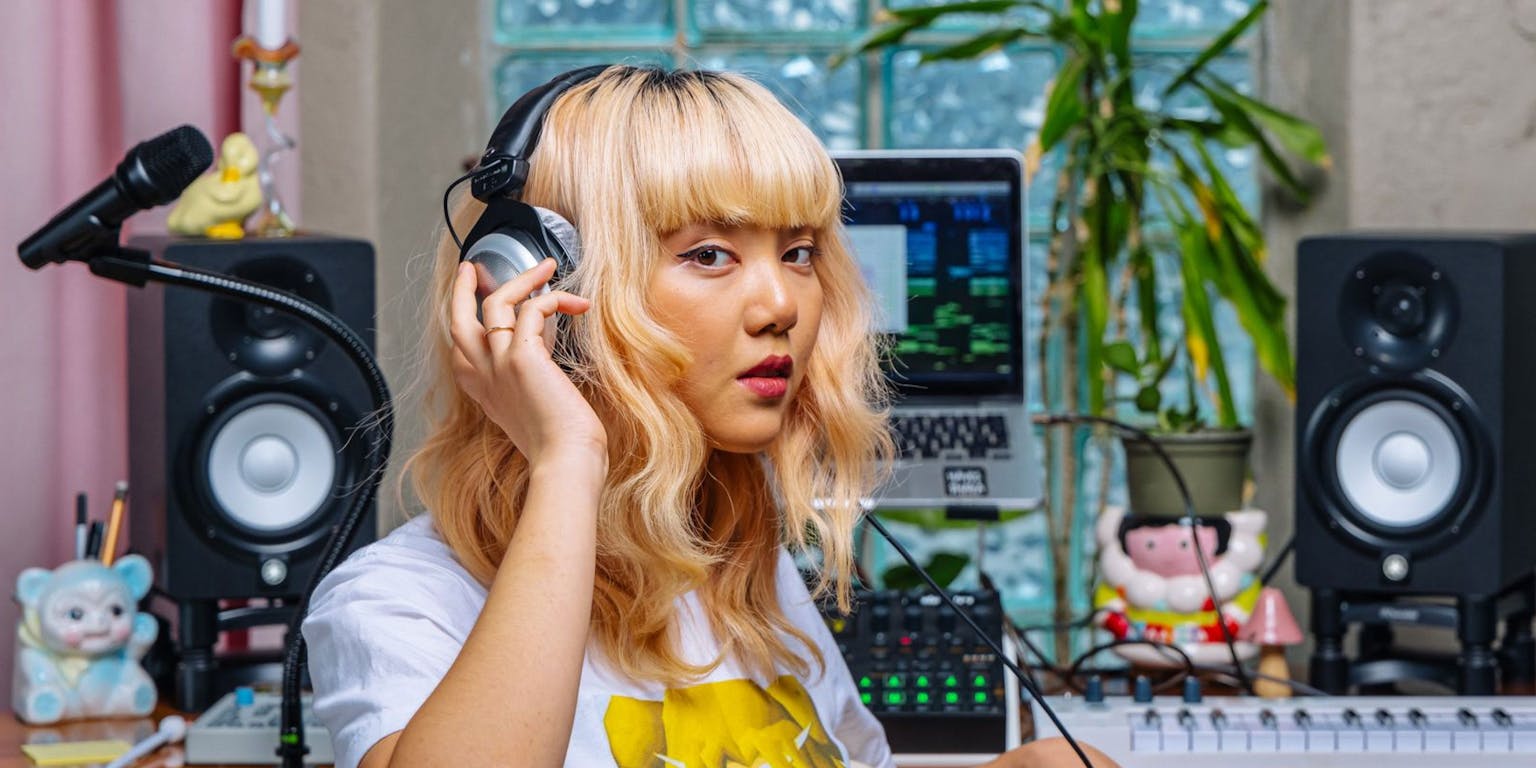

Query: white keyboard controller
<box><xmin>185</xmin><ymin>688</ymin><xmax>332</xmax><ymax>765</ymax></box>
<box><xmin>1032</xmin><ymin>694</ymin><xmax>1536</xmax><ymax>767</ymax></box>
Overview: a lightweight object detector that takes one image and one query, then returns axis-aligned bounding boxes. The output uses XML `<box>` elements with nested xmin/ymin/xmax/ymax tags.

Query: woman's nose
<box><xmin>744</xmin><ymin>260</ymin><xmax>798</xmax><ymax>335</ymax></box>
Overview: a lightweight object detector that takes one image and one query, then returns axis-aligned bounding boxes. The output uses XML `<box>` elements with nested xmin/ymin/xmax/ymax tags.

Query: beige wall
<box><xmin>299</xmin><ymin>0</ymin><xmax>486</xmax><ymax>527</ymax></box>
<box><xmin>1262</xmin><ymin>0</ymin><xmax>1536</xmax><ymax>667</ymax></box>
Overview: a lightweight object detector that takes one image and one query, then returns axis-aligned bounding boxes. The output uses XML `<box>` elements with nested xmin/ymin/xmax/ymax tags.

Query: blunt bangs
<box><xmin>621</xmin><ymin>70</ymin><xmax>844</xmax><ymax>236</ymax></box>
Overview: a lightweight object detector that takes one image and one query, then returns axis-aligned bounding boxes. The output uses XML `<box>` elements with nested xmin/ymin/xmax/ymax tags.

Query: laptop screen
<box><xmin>836</xmin><ymin>152</ymin><xmax>1027</xmax><ymax>398</ymax></box>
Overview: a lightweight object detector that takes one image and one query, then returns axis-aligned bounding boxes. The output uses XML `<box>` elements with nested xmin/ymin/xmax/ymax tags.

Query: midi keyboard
<box><xmin>1032</xmin><ymin>694</ymin><xmax>1536</xmax><ymax>767</ymax></box>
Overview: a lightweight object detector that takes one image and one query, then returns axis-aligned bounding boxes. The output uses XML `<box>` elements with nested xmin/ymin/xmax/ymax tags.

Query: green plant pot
<box><xmin>1122</xmin><ymin>429</ymin><xmax>1252</xmax><ymax>519</ymax></box>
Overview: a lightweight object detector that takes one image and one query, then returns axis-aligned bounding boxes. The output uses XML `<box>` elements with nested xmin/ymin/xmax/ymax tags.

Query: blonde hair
<box><xmin>405</xmin><ymin>66</ymin><xmax>893</xmax><ymax>686</ymax></box>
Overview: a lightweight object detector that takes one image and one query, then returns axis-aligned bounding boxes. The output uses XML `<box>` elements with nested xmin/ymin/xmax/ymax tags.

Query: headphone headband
<box><xmin>470</xmin><ymin>65</ymin><xmax>611</xmax><ymax>202</ymax></box>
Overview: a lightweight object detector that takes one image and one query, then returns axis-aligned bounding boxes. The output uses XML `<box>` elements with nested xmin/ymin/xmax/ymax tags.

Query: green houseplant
<box><xmin>1105</xmin><ymin>339</ymin><xmax>1250</xmax><ymax>522</ymax></box>
<box><xmin>847</xmin><ymin>0</ymin><xmax>1329</xmax><ymax>658</ymax></box>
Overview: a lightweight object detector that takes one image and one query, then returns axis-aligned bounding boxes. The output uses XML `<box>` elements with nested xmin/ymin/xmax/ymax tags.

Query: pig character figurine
<box><xmin>1093</xmin><ymin>506</ymin><xmax>1267</xmax><ymax>663</ymax></box>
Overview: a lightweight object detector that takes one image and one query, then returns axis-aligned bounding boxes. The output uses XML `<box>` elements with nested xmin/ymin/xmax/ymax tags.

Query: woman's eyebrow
<box><xmin>666</xmin><ymin>224</ymin><xmax>728</xmax><ymax>243</ymax></box>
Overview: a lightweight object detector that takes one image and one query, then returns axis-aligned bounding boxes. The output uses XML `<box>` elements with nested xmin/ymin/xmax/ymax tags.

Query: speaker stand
<box><xmin>1309</xmin><ymin>574</ymin><xmax>1536</xmax><ymax>695</ymax></box>
<box><xmin>175</xmin><ymin>598</ymin><xmax>300</xmax><ymax>712</ymax></box>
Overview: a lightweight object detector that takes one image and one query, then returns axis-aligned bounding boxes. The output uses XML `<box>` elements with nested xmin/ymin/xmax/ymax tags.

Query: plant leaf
<box><xmin>1135</xmin><ymin>384</ymin><xmax>1161</xmax><ymax>414</ymax></box>
<box><xmin>1162</xmin><ymin>0</ymin><xmax>1269</xmax><ymax>97</ymax></box>
<box><xmin>836</xmin><ymin>19</ymin><xmax>921</xmax><ymax>68</ymax></box>
<box><xmin>924</xmin><ymin>552</ymin><xmax>971</xmax><ymax>588</ymax></box>
<box><xmin>1068</xmin><ymin>0</ymin><xmax>1099</xmax><ymax>54</ymax></box>
<box><xmin>1126</xmin><ymin>207</ymin><xmax>1161</xmax><ymax>367</ymax></box>
<box><xmin>1150</xmin><ymin>341</ymin><xmax>1179</xmax><ymax>384</ymax></box>
<box><xmin>1191</xmin><ymin>140</ymin><xmax>1263</xmax><ymax>256</ymax></box>
<box><xmin>1039</xmin><ymin>53</ymin><xmax>1088</xmax><ymax>152</ymax></box>
<box><xmin>881</xmin><ymin>552</ymin><xmax>971</xmax><ymax>590</ymax></box>
<box><xmin>881</xmin><ymin>564</ymin><xmax>922</xmax><ymax>591</ymax></box>
<box><xmin>1105</xmin><ymin>0</ymin><xmax>1136</xmax><ymax>66</ymax></box>
<box><xmin>1193</xmin><ymin>81</ymin><xmax>1310</xmax><ymax>203</ymax></box>
<box><xmin>1105</xmin><ymin>341</ymin><xmax>1139</xmax><ymax>374</ymax></box>
<box><xmin>1172</xmin><ymin>220</ymin><xmax>1239</xmax><ymax>428</ymax></box>
<box><xmin>1178</xmin><ymin>181</ymin><xmax>1296</xmax><ymax>402</ymax></box>
<box><xmin>922</xmin><ymin>28</ymin><xmax>1032</xmax><ymax>62</ymax></box>
<box><xmin>884</xmin><ymin>0</ymin><xmax>1026</xmax><ymax>24</ymax></box>
<box><xmin>1204</xmin><ymin>74</ymin><xmax>1331</xmax><ymax>168</ymax></box>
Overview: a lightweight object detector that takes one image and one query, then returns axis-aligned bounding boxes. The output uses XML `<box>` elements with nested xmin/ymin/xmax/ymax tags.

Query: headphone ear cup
<box><xmin>460</xmin><ymin>200</ymin><xmax>579</xmax><ymax>298</ymax></box>
<box><xmin>463</xmin><ymin>227</ymin><xmax>547</xmax><ymax>299</ymax></box>
<box><xmin>532</xmin><ymin>206</ymin><xmax>580</xmax><ymax>275</ymax></box>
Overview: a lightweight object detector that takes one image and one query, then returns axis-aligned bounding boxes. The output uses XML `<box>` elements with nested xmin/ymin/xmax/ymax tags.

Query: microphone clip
<box><xmin>85</xmin><ymin>245</ymin><xmax>153</xmax><ymax>288</ymax></box>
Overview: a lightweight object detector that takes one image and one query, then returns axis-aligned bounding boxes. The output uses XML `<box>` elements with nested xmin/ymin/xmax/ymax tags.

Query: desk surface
<box><xmin>2</xmin><ymin>710</ymin><xmax>332</xmax><ymax>768</ymax></box>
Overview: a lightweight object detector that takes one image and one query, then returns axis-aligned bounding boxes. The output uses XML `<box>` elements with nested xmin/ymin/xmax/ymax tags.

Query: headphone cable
<box><xmin>443</xmin><ymin>167</ymin><xmax>477</xmax><ymax>250</ymax></box>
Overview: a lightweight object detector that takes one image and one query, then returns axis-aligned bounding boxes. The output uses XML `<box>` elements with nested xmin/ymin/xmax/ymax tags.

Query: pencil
<box><xmin>102</xmin><ymin>481</ymin><xmax>128</xmax><ymax>566</ymax></box>
<box><xmin>75</xmin><ymin>493</ymin><xmax>88</xmax><ymax>560</ymax></box>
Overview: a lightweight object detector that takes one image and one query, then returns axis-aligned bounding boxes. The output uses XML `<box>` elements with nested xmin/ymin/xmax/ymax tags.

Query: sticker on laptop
<box><xmin>943</xmin><ymin>466</ymin><xmax>988</xmax><ymax>497</ymax></box>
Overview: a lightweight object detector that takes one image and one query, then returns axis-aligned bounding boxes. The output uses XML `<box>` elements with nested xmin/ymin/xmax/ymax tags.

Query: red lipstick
<box><xmin>739</xmin><ymin>355</ymin><xmax>792</xmax><ymax>398</ymax></box>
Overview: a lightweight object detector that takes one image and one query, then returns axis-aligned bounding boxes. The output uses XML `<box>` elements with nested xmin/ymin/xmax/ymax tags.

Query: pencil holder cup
<box><xmin>12</xmin><ymin>555</ymin><xmax>158</xmax><ymax>724</ymax></box>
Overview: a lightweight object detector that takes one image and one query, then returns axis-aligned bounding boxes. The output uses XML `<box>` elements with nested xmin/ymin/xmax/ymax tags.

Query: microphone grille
<box><xmin>137</xmin><ymin>125</ymin><xmax>214</xmax><ymax>205</ymax></box>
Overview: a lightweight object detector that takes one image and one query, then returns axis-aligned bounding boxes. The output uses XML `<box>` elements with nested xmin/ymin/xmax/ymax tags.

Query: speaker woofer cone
<box><xmin>1302</xmin><ymin>373</ymin><xmax>1488</xmax><ymax>554</ymax></box>
<box><xmin>191</xmin><ymin>389</ymin><xmax>353</xmax><ymax>551</ymax></box>
<box><xmin>1335</xmin><ymin>400</ymin><xmax>1460</xmax><ymax>528</ymax></box>
<box><xmin>206</xmin><ymin>401</ymin><xmax>336</xmax><ymax>532</ymax></box>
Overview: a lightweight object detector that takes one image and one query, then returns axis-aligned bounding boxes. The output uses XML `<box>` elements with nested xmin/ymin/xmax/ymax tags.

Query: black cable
<box><xmin>864</xmin><ymin>514</ymin><xmax>1097</xmax><ymax>768</ymax></box>
<box><xmin>1193</xmin><ymin>665</ymin><xmax>1331</xmax><ymax>697</ymax></box>
<box><xmin>978</xmin><ymin>570</ymin><xmax>1052</xmax><ymax>694</ymax></box>
<box><xmin>443</xmin><ymin>167</ymin><xmax>477</xmax><ymax>249</ymax></box>
<box><xmin>1064</xmin><ymin>638</ymin><xmax>1197</xmax><ymax>694</ymax></box>
<box><xmin>1034</xmin><ymin>413</ymin><xmax>1256</xmax><ymax>695</ymax></box>
<box><xmin>96</xmin><ymin>255</ymin><xmax>394</xmax><ymax>768</ymax></box>
<box><xmin>1258</xmin><ymin>535</ymin><xmax>1294</xmax><ymax>587</ymax></box>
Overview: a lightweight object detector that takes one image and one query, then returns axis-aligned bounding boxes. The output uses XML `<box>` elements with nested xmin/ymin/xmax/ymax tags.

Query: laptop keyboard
<box><xmin>891</xmin><ymin>413</ymin><xmax>1011</xmax><ymax>459</ymax></box>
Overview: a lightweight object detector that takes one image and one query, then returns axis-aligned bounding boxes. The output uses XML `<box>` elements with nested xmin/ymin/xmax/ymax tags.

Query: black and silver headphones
<box><xmin>450</xmin><ymin>65</ymin><xmax>611</xmax><ymax>297</ymax></box>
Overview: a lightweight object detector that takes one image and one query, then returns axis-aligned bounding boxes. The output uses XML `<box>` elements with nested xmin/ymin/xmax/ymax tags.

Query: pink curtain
<box><xmin>0</xmin><ymin>0</ymin><xmax>242</xmax><ymax>697</ymax></box>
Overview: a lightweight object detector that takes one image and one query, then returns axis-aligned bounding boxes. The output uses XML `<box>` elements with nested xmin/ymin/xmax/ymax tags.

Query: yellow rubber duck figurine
<box><xmin>167</xmin><ymin>132</ymin><xmax>262</xmax><ymax>239</ymax></box>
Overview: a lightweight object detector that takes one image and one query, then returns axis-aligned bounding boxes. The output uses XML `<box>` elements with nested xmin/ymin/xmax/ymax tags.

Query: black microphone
<box><xmin>18</xmin><ymin>124</ymin><xmax>213</xmax><ymax>269</ymax></box>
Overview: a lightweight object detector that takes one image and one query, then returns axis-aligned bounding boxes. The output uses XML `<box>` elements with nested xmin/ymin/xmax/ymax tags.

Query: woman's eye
<box><xmin>784</xmin><ymin>246</ymin><xmax>816</xmax><ymax>266</ymax></box>
<box><xmin>681</xmin><ymin>246</ymin><xmax>732</xmax><ymax>268</ymax></box>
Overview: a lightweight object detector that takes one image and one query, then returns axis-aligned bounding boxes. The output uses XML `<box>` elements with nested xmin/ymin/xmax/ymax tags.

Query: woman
<box><xmin>303</xmin><ymin>65</ymin><xmax>1114</xmax><ymax>768</ymax></box>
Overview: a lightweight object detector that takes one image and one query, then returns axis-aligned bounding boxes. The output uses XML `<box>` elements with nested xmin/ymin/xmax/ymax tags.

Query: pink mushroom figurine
<box><xmin>1240</xmin><ymin>586</ymin><xmax>1304</xmax><ymax>698</ymax></box>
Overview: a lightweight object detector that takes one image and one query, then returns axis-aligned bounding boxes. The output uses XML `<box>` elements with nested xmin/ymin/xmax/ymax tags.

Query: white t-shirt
<box><xmin>302</xmin><ymin>515</ymin><xmax>894</xmax><ymax>768</ymax></box>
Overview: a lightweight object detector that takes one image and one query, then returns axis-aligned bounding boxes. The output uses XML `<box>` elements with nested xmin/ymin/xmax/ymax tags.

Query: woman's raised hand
<box><xmin>449</xmin><ymin>258</ymin><xmax>607</xmax><ymax>467</ymax></box>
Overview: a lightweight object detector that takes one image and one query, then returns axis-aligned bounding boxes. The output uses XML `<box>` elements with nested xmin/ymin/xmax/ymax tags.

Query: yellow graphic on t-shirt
<box><xmin>605</xmin><ymin>675</ymin><xmax>844</xmax><ymax>768</ymax></box>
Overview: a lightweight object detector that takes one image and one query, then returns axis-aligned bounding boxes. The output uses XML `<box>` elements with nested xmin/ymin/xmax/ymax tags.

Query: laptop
<box><xmin>835</xmin><ymin>149</ymin><xmax>1043</xmax><ymax>512</ymax></box>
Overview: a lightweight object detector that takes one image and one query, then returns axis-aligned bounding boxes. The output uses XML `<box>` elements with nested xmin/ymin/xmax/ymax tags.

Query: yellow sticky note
<box><xmin>20</xmin><ymin>739</ymin><xmax>131</xmax><ymax>766</ymax></box>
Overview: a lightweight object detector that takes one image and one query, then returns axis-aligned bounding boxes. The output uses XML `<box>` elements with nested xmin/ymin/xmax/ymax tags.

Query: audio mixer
<box><xmin>821</xmin><ymin>589</ymin><xmax>1020</xmax><ymax>764</ymax></box>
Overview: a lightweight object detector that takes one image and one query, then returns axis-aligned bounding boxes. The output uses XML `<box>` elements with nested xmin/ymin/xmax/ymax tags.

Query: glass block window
<box><xmin>489</xmin><ymin>0</ymin><xmax>1260</xmax><ymax>624</ymax></box>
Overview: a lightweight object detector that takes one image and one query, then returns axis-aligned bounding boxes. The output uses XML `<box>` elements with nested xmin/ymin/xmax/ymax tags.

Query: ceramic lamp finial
<box><xmin>1239</xmin><ymin>586</ymin><xmax>1304</xmax><ymax>646</ymax></box>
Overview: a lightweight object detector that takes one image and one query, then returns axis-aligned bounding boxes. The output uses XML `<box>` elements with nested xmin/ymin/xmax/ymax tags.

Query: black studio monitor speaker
<box><xmin>126</xmin><ymin>235</ymin><xmax>379</xmax><ymax>603</ymax></box>
<box><xmin>1296</xmin><ymin>233</ymin><xmax>1536</xmax><ymax>597</ymax></box>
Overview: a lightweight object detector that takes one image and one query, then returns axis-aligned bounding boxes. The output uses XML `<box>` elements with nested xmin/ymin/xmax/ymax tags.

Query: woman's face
<box><xmin>651</xmin><ymin>224</ymin><xmax>824</xmax><ymax>453</ymax></box>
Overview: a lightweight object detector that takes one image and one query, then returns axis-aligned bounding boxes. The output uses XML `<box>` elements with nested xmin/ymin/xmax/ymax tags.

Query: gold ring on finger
<box><xmin>483</xmin><ymin>325</ymin><xmax>516</xmax><ymax>337</ymax></box>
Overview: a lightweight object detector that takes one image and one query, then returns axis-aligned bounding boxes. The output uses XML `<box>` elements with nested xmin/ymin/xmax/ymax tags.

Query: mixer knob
<box><xmin>1133</xmin><ymin>675</ymin><xmax>1153</xmax><ymax>703</ymax></box>
<box><xmin>1084</xmin><ymin>675</ymin><xmax>1104</xmax><ymax>704</ymax></box>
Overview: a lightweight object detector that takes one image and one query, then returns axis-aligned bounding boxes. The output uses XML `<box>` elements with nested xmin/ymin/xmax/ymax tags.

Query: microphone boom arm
<box><xmin>84</xmin><ymin>243</ymin><xmax>392</xmax><ymax>768</ymax></box>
